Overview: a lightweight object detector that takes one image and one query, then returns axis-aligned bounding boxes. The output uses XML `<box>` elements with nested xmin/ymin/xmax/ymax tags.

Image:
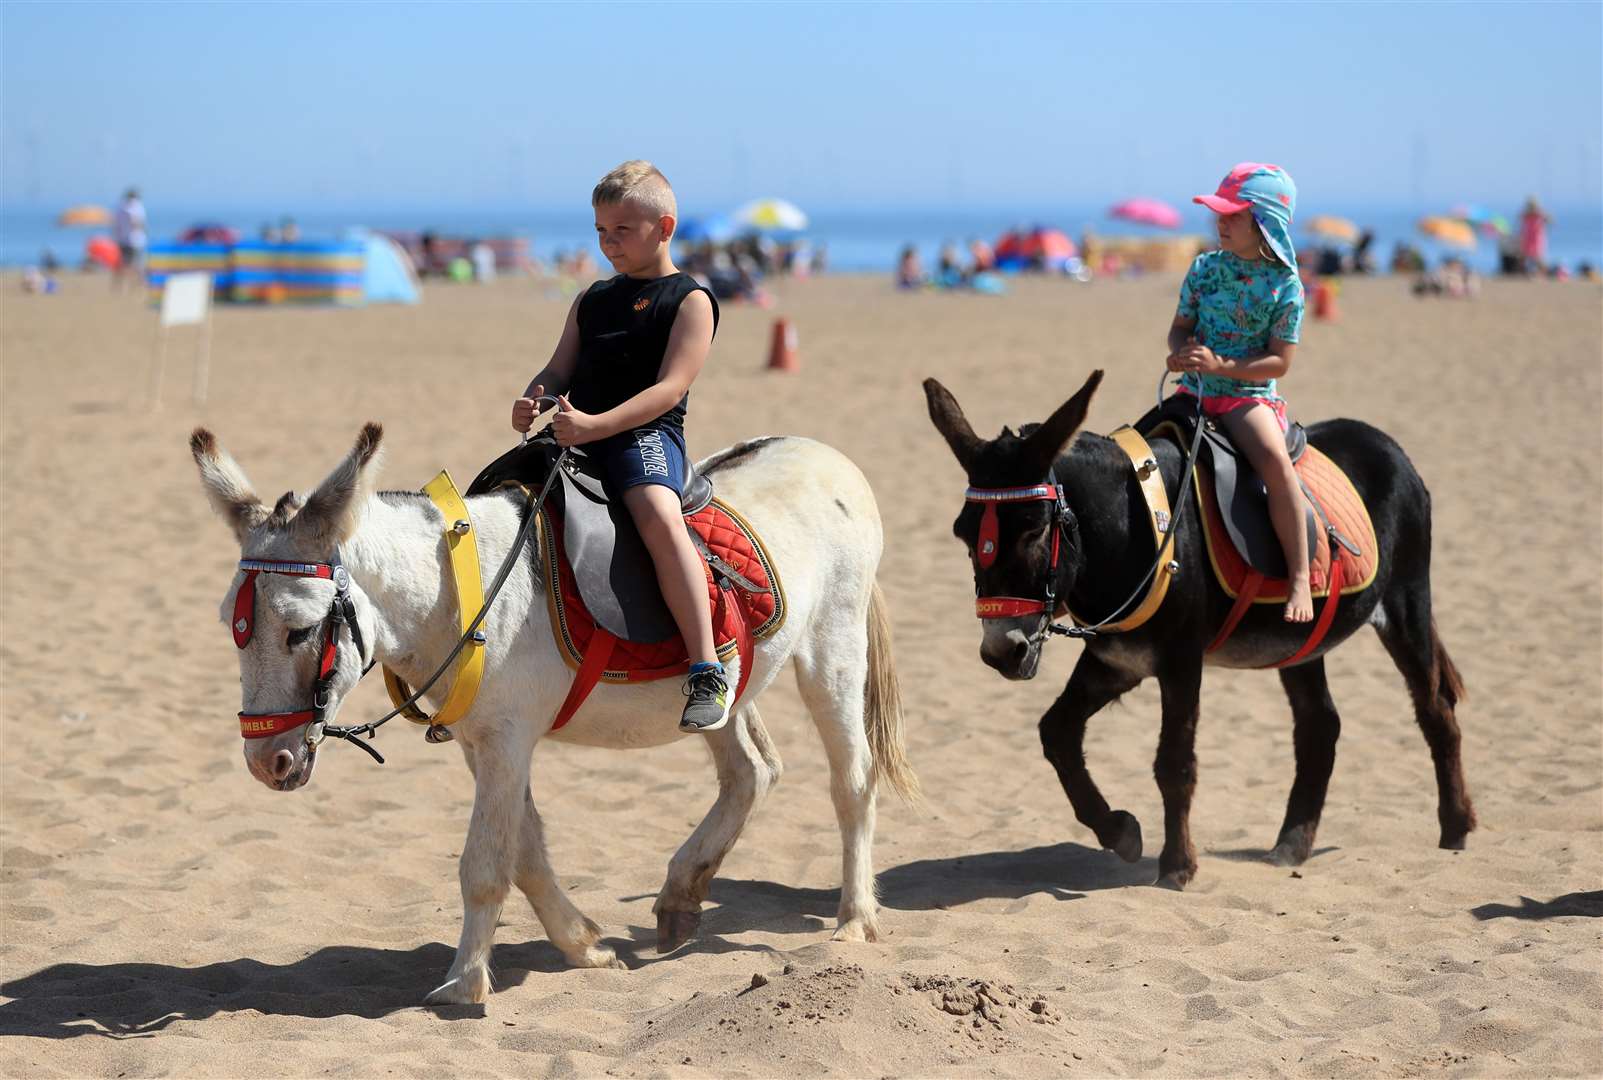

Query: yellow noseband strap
<box><xmin>382</xmin><ymin>469</ymin><xmax>487</xmax><ymax>727</ymax></box>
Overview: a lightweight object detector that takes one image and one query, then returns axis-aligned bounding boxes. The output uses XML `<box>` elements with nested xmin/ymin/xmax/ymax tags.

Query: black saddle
<box><xmin>1134</xmin><ymin>397</ymin><xmax>1318</xmax><ymax>579</ymax></box>
<box><xmin>467</xmin><ymin>435</ymin><xmax>729</xmax><ymax>643</ymax></box>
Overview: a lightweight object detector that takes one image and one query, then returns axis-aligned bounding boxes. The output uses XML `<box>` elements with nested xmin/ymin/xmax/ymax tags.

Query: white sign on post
<box><xmin>149</xmin><ymin>271</ymin><xmax>214</xmax><ymax>408</ymax></box>
<box><xmin>161</xmin><ymin>271</ymin><xmax>212</xmax><ymax>327</ymax></box>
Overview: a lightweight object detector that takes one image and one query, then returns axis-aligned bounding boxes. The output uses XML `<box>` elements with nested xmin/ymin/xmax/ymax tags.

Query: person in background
<box><xmin>936</xmin><ymin>242</ymin><xmax>966</xmax><ymax>287</ymax></box>
<box><xmin>809</xmin><ymin>242</ymin><xmax>828</xmax><ymax>275</ymax></box>
<box><xmin>1518</xmin><ymin>196</ymin><xmax>1551</xmax><ymax>275</ymax></box>
<box><xmin>112</xmin><ymin>187</ymin><xmax>147</xmax><ymax>293</ymax></box>
<box><xmin>967</xmin><ymin>236</ymin><xmax>995</xmax><ymax>274</ymax></box>
<box><xmin>280</xmin><ymin>218</ymin><xmax>301</xmax><ymax>243</ymax></box>
<box><xmin>470</xmin><ymin>238</ymin><xmax>497</xmax><ymax>283</ymax></box>
<box><xmin>896</xmin><ymin>244</ymin><xmax>925</xmax><ymax>289</ymax></box>
<box><xmin>1352</xmin><ymin>230</ymin><xmax>1376</xmax><ymax>274</ymax></box>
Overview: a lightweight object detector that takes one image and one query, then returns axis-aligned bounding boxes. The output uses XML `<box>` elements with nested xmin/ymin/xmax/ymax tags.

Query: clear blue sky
<box><xmin>2</xmin><ymin>1</ymin><xmax>1599</xmax><ymax>212</ymax></box>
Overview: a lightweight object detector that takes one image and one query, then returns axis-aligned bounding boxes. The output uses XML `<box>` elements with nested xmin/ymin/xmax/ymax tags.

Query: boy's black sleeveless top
<box><xmin>569</xmin><ymin>271</ymin><xmax>719</xmax><ymax>431</ymax></box>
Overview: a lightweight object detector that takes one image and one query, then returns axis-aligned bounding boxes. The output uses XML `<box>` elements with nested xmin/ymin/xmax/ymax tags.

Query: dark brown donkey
<box><xmin>924</xmin><ymin>371</ymin><xmax>1475</xmax><ymax>887</ymax></box>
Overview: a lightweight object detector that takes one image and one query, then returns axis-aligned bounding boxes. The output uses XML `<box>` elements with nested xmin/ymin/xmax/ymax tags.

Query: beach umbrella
<box><xmin>1477</xmin><ymin>215</ymin><xmax>1511</xmax><ymax>238</ymax></box>
<box><xmin>676</xmin><ymin>214</ymin><xmax>736</xmax><ymax>244</ymax></box>
<box><xmin>1418</xmin><ymin>216</ymin><xmax>1477</xmax><ymax>250</ymax></box>
<box><xmin>732</xmin><ymin>198</ymin><xmax>808</xmax><ymax>232</ymax></box>
<box><xmin>57</xmin><ymin>205</ymin><xmax>111</xmax><ymax>227</ymax></box>
<box><xmin>1108</xmin><ymin>198</ymin><xmax>1182</xmax><ymax>229</ymax></box>
<box><xmin>1305</xmin><ymin>215</ymin><xmax>1360</xmax><ymax>243</ymax></box>
<box><xmin>1450</xmin><ymin>203</ymin><xmax>1495</xmax><ymax>226</ymax></box>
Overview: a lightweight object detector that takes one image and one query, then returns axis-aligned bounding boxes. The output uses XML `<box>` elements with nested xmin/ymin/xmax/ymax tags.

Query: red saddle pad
<box><xmin>541</xmin><ymin>498</ymin><xmax>784</xmax><ymax>683</ymax></box>
<box><xmin>1196</xmin><ymin>444</ymin><xmax>1380</xmax><ymax>603</ymax></box>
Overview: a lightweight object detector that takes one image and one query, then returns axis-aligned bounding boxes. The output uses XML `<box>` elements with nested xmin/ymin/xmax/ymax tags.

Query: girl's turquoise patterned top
<box><xmin>1175</xmin><ymin>250</ymin><xmax>1304</xmax><ymax>400</ymax></box>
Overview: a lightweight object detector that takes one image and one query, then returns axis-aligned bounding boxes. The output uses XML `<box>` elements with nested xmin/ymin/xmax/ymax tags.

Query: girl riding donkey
<box><xmin>924</xmin><ymin>161</ymin><xmax>1474</xmax><ymax>889</ymax></box>
<box><xmin>1170</xmin><ymin>162</ymin><xmax>1314</xmax><ymax>622</ymax></box>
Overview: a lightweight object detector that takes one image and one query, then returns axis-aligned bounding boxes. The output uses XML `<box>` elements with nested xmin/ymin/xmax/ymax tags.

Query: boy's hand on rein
<box><xmin>551</xmin><ymin>395</ymin><xmax>602</xmax><ymax>446</ymax></box>
<box><xmin>511</xmin><ymin>386</ymin><xmax>545</xmax><ymax>433</ymax></box>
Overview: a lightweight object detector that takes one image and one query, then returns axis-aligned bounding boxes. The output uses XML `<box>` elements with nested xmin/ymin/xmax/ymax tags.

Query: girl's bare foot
<box><xmin>1284</xmin><ymin>576</ymin><xmax>1314</xmax><ymax>623</ymax></box>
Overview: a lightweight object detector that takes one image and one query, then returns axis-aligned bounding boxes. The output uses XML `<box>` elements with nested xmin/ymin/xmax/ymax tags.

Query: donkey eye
<box><xmin>286</xmin><ymin>626</ymin><xmax>318</xmax><ymax>648</ymax></box>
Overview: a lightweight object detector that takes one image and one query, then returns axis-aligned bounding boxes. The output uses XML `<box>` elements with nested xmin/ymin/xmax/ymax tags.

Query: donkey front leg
<box><xmin>654</xmin><ymin>704</ymin><xmax>782</xmax><ymax>951</ymax></box>
<box><xmin>1040</xmin><ymin>650</ymin><xmax>1144</xmax><ymax>861</ymax></box>
<box><xmin>1153</xmin><ymin>657</ymin><xmax>1204</xmax><ymax>888</ymax></box>
<box><xmin>427</xmin><ymin>731</ymin><xmax>528</xmax><ymax>1005</ymax></box>
<box><xmin>515</xmin><ymin>789</ymin><xmax>625</xmax><ymax>970</ymax></box>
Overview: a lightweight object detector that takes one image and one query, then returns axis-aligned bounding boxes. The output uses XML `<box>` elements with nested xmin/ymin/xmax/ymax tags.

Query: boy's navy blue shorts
<box><xmin>588</xmin><ymin>425</ymin><xmax>687</xmax><ymax>497</ymax></box>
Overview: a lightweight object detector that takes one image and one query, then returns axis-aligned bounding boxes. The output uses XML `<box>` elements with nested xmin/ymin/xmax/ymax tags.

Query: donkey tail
<box><xmin>1431</xmin><ymin>615</ymin><xmax>1467</xmax><ymax>708</ymax></box>
<box><xmin>865</xmin><ymin>581</ymin><xmax>921</xmax><ymax>804</ymax></box>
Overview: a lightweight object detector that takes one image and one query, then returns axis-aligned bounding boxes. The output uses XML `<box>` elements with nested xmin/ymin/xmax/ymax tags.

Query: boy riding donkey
<box><xmin>511</xmin><ymin>160</ymin><xmax>730</xmax><ymax>731</ymax></box>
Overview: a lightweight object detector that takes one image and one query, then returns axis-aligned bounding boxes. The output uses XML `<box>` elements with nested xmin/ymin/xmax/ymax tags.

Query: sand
<box><xmin>2</xmin><ymin>271</ymin><xmax>1600</xmax><ymax>1078</ymax></box>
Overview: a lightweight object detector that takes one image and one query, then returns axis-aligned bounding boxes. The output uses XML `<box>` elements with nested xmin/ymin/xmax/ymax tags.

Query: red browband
<box><xmin>965</xmin><ymin>485</ymin><xmax>1060</xmax><ymax>570</ymax></box>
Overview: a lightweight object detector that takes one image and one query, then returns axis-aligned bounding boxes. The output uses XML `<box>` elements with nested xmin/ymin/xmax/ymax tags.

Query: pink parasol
<box><xmin>1109</xmin><ymin>198</ymin><xmax>1182</xmax><ymax>229</ymax></box>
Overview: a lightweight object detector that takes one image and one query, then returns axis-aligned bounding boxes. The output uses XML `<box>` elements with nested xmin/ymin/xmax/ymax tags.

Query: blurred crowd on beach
<box><xmin>16</xmin><ymin>185</ymin><xmax>1601</xmax><ymax>303</ymax></box>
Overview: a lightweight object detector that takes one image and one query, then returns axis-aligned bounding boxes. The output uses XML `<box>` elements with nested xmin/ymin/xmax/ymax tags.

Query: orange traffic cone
<box><xmin>767</xmin><ymin>317</ymin><xmax>799</xmax><ymax>372</ymax></box>
<box><xmin>1313</xmin><ymin>281</ymin><xmax>1338</xmax><ymax>321</ymax></box>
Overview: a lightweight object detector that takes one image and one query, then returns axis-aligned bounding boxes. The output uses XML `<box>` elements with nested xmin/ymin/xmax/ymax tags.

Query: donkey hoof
<box><xmin>656</xmin><ymin>909</ymin><xmax>702</xmax><ymax>953</ymax></box>
<box><xmin>1103</xmin><ymin>810</ymin><xmax>1143</xmax><ymax>863</ymax></box>
<box><xmin>426</xmin><ymin>968</ymin><xmax>490</xmax><ymax>1005</ymax></box>
<box><xmin>568</xmin><ymin>944</ymin><xmax>627</xmax><ymax>970</ymax></box>
<box><xmin>1156</xmin><ymin>866</ymin><xmax>1195</xmax><ymax>891</ymax></box>
<box><xmin>832</xmin><ymin>913</ymin><xmax>881</xmax><ymax>944</ymax></box>
<box><xmin>1438</xmin><ymin>833</ymin><xmax>1468</xmax><ymax>851</ymax></box>
<box><xmin>1269</xmin><ymin>827</ymin><xmax>1314</xmax><ymax>866</ymax></box>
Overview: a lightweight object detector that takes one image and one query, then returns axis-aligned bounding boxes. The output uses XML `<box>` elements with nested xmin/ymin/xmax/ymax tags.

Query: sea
<box><xmin>2</xmin><ymin>202</ymin><xmax>1599</xmax><ymax>276</ymax></box>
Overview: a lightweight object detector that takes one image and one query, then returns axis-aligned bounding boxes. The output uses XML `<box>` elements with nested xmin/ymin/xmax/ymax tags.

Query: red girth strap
<box><xmin>1206</xmin><ymin>570</ymin><xmax>1264</xmax><ymax>653</ymax></box>
<box><xmin>977</xmin><ymin>597</ymin><xmax>1050</xmax><ymax>619</ymax></box>
<box><xmin>1271</xmin><ymin>556</ymin><xmax>1346</xmax><ymax>668</ymax></box>
<box><xmin>1204</xmin><ymin>556</ymin><xmax>1349</xmax><ymax>666</ymax></box>
<box><xmin>239</xmin><ymin>710</ymin><xmax>317</xmax><ymax>739</ymax></box>
<box><xmin>549</xmin><ymin>585</ymin><xmax>758</xmax><ymax>732</ymax></box>
<box><xmin>551</xmin><ymin>629</ymin><xmax>617</xmax><ymax>731</ymax></box>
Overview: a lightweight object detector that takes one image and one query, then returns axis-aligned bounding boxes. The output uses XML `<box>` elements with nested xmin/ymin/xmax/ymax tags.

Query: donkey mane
<box><xmin>701</xmin><ymin>436</ymin><xmax>781</xmax><ymax>475</ymax></box>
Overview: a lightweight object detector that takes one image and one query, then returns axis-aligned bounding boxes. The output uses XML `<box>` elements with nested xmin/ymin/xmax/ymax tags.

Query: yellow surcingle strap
<box><xmin>1067</xmin><ymin>426</ymin><xmax>1177</xmax><ymax>634</ymax></box>
<box><xmin>382</xmin><ymin>469</ymin><xmax>486</xmax><ymax>727</ymax></box>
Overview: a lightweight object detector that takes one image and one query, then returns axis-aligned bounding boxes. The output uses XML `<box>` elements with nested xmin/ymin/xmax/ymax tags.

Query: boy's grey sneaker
<box><xmin>680</xmin><ymin>667</ymin><xmax>730</xmax><ymax>732</ymax></box>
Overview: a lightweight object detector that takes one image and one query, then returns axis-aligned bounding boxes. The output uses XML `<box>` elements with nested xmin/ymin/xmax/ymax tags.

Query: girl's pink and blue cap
<box><xmin>1194</xmin><ymin>162</ymin><xmax>1298</xmax><ymax>268</ymax></box>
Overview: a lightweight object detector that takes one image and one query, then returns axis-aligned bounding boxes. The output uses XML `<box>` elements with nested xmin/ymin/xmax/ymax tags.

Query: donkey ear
<box><xmin>190</xmin><ymin>428</ymin><xmax>267</xmax><ymax>544</ymax></box>
<box><xmin>1021</xmin><ymin>370</ymin><xmax>1104</xmax><ymax>478</ymax></box>
<box><xmin>923</xmin><ymin>378</ymin><xmax>984</xmax><ymax>471</ymax></box>
<box><xmin>295</xmin><ymin>423</ymin><xmax>385</xmax><ymax>547</ymax></box>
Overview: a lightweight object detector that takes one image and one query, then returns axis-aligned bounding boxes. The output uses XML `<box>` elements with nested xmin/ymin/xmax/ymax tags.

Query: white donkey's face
<box><xmin>191</xmin><ymin>424</ymin><xmax>384</xmax><ymax>791</ymax></box>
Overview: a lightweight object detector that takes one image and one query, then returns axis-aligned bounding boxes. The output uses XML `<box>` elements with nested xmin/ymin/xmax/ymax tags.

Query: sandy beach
<box><xmin>2</xmin><ymin>271</ymin><xmax>1600</xmax><ymax>1078</ymax></box>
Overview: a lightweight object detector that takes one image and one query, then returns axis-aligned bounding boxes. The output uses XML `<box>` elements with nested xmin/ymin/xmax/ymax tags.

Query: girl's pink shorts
<box><xmin>1175</xmin><ymin>389</ymin><xmax>1289</xmax><ymax>433</ymax></box>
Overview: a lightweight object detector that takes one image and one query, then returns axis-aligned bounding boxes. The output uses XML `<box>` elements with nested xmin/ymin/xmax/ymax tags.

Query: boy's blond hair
<box><xmin>592</xmin><ymin>160</ymin><xmax>677</xmax><ymax>220</ymax></box>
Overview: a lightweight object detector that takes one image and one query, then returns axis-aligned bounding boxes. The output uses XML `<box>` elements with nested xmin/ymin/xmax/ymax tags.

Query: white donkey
<box><xmin>191</xmin><ymin>423</ymin><xmax>918</xmax><ymax>1004</ymax></box>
